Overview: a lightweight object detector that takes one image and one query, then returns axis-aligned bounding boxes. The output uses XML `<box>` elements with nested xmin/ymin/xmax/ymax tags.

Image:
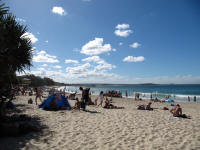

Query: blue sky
<box><xmin>7</xmin><ymin>0</ymin><xmax>200</xmax><ymax>84</ymax></box>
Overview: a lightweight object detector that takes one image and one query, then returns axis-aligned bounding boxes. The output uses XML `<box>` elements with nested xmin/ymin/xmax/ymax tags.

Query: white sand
<box><xmin>1</xmin><ymin>95</ymin><xmax>200</xmax><ymax>150</ymax></box>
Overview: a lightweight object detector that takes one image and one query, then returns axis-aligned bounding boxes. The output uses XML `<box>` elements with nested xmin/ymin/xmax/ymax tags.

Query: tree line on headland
<box><xmin>17</xmin><ymin>74</ymin><xmax>65</xmax><ymax>87</ymax></box>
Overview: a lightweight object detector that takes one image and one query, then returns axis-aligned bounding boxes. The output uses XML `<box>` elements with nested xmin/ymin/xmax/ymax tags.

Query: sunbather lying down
<box><xmin>137</xmin><ymin>102</ymin><xmax>153</xmax><ymax>111</ymax></box>
<box><xmin>170</xmin><ymin>104</ymin><xmax>191</xmax><ymax>119</ymax></box>
<box><xmin>103</xmin><ymin>98</ymin><xmax>124</xmax><ymax>109</ymax></box>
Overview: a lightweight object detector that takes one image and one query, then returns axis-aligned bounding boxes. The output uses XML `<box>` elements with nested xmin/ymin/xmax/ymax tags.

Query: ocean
<box><xmin>58</xmin><ymin>84</ymin><xmax>200</xmax><ymax>102</ymax></box>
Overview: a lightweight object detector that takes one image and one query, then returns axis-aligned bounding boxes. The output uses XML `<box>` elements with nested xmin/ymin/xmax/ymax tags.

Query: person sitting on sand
<box><xmin>28</xmin><ymin>98</ymin><xmax>33</xmax><ymax>104</ymax></box>
<box><xmin>49</xmin><ymin>97</ymin><xmax>58</xmax><ymax>110</ymax></box>
<box><xmin>170</xmin><ymin>104</ymin><xmax>190</xmax><ymax>118</ymax></box>
<box><xmin>146</xmin><ymin>102</ymin><xmax>153</xmax><ymax>110</ymax></box>
<box><xmin>73</xmin><ymin>98</ymin><xmax>81</xmax><ymax>110</ymax></box>
<box><xmin>94</xmin><ymin>97</ymin><xmax>98</xmax><ymax>105</ymax></box>
<box><xmin>103</xmin><ymin>97</ymin><xmax>124</xmax><ymax>109</ymax></box>
<box><xmin>137</xmin><ymin>104</ymin><xmax>146</xmax><ymax>110</ymax></box>
<box><xmin>137</xmin><ymin>102</ymin><xmax>153</xmax><ymax>111</ymax></box>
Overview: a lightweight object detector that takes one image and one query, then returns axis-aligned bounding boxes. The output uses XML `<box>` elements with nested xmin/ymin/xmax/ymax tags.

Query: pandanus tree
<box><xmin>0</xmin><ymin>1</ymin><xmax>33</xmax><ymax>117</ymax></box>
<box><xmin>0</xmin><ymin>1</ymin><xmax>33</xmax><ymax>90</ymax></box>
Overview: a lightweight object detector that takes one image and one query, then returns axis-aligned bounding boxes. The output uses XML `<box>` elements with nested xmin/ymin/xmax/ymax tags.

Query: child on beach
<box><xmin>73</xmin><ymin>98</ymin><xmax>81</xmax><ymax>110</ymax></box>
<box><xmin>98</xmin><ymin>91</ymin><xmax>104</xmax><ymax>107</ymax></box>
<box><xmin>94</xmin><ymin>97</ymin><xmax>98</xmax><ymax>105</ymax></box>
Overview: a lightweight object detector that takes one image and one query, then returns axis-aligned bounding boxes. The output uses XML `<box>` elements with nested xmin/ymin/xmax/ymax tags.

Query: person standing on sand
<box><xmin>194</xmin><ymin>96</ymin><xmax>196</xmax><ymax>102</ymax></box>
<box><xmin>98</xmin><ymin>91</ymin><xmax>104</xmax><ymax>107</ymax></box>
<box><xmin>125</xmin><ymin>90</ymin><xmax>128</xmax><ymax>98</ymax></box>
<box><xmin>79</xmin><ymin>87</ymin><xmax>90</xmax><ymax>110</ymax></box>
<box><xmin>35</xmin><ymin>88</ymin><xmax>42</xmax><ymax>105</ymax></box>
<box><xmin>188</xmin><ymin>96</ymin><xmax>190</xmax><ymax>102</ymax></box>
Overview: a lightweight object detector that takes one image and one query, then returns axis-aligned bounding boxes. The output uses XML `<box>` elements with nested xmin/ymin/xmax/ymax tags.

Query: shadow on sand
<box><xmin>0</xmin><ymin>104</ymin><xmax>49</xmax><ymax>150</ymax></box>
<box><xmin>84</xmin><ymin>109</ymin><xmax>101</xmax><ymax>114</ymax></box>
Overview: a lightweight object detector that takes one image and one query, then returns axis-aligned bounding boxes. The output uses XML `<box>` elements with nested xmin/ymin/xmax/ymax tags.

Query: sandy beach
<box><xmin>1</xmin><ymin>94</ymin><xmax>200</xmax><ymax>150</ymax></box>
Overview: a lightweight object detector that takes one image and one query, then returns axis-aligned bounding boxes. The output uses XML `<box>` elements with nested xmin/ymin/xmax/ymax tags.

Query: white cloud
<box><xmin>123</xmin><ymin>56</ymin><xmax>145</xmax><ymax>62</ymax></box>
<box><xmin>19</xmin><ymin>68</ymin><xmax>200</xmax><ymax>84</ymax></box>
<box><xmin>116</xmin><ymin>24</ymin><xmax>130</xmax><ymax>30</ymax></box>
<box><xmin>65</xmin><ymin>59</ymin><xmax>79</xmax><ymax>64</ymax></box>
<box><xmin>52</xmin><ymin>6</ymin><xmax>67</xmax><ymax>16</ymax></box>
<box><xmin>114</xmin><ymin>29</ymin><xmax>132</xmax><ymax>37</ymax></box>
<box><xmin>21</xmin><ymin>32</ymin><xmax>38</xmax><ymax>43</ymax></box>
<box><xmin>112</xmin><ymin>48</ymin><xmax>117</xmax><ymax>52</ymax></box>
<box><xmin>45</xmin><ymin>40</ymin><xmax>48</xmax><ymax>43</ymax></box>
<box><xmin>130</xmin><ymin>42</ymin><xmax>141</xmax><ymax>48</ymax></box>
<box><xmin>53</xmin><ymin>65</ymin><xmax>62</xmax><ymax>69</ymax></box>
<box><xmin>16</xmin><ymin>18</ymin><xmax>26</xmax><ymax>23</ymax></box>
<box><xmin>33</xmin><ymin>50</ymin><xmax>59</xmax><ymax>63</ymax></box>
<box><xmin>81</xmin><ymin>38</ymin><xmax>112</xmax><ymax>55</ymax></box>
<box><xmin>32</xmin><ymin>47</ymin><xmax>36</xmax><ymax>51</ymax></box>
<box><xmin>41</xmin><ymin>64</ymin><xmax>48</xmax><ymax>67</ymax></box>
<box><xmin>82</xmin><ymin>56</ymin><xmax>104</xmax><ymax>64</ymax></box>
<box><xmin>20</xmin><ymin>67</ymin><xmax>122</xmax><ymax>83</ymax></box>
<box><xmin>114</xmin><ymin>24</ymin><xmax>132</xmax><ymax>37</ymax></box>
<box><xmin>119</xmin><ymin>42</ymin><xmax>123</xmax><ymax>46</ymax></box>
<box><xmin>66</xmin><ymin>63</ymin><xmax>91</xmax><ymax>74</ymax></box>
<box><xmin>95</xmin><ymin>63</ymin><xmax>116</xmax><ymax>71</ymax></box>
<box><xmin>82</xmin><ymin>56</ymin><xmax>116</xmax><ymax>71</ymax></box>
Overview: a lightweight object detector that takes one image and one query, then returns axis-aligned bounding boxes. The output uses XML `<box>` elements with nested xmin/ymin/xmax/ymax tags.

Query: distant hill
<box><xmin>17</xmin><ymin>74</ymin><xmax>65</xmax><ymax>87</ymax></box>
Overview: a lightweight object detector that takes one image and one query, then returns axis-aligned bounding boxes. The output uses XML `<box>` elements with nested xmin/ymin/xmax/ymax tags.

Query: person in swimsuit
<box><xmin>79</xmin><ymin>87</ymin><xmax>90</xmax><ymax>110</ymax></box>
<box><xmin>35</xmin><ymin>88</ymin><xmax>42</xmax><ymax>105</ymax></box>
<box><xmin>98</xmin><ymin>91</ymin><xmax>104</xmax><ymax>107</ymax></box>
<box><xmin>103</xmin><ymin>97</ymin><xmax>124</xmax><ymax>109</ymax></box>
<box><xmin>73</xmin><ymin>98</ymin><xmax>81</xmax><ymax>110</ymax></box>
<box><xmin>170</xmin><ymin>104</ymin><xmax>189</xmax><ymax>118</ymax></box>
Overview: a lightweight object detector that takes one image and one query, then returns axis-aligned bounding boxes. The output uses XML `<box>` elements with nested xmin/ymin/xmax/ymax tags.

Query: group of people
<box><xmin>188</xmin><ymin>96</ymin><xmax>197</xmax><ymax>102</ymax></box>
<box><xmin>21</xmin><ymin>86</ymin><xmax>191</xmax><ymax>118</ymax></box>
<box><xmin>76</xmin><ymin>88</ymin><xmax>124</xmax><ymax>110</ymax></box>
<box><xmin>137</xmin><ymin>102</ymin><xmax>190</xmax><ymax>118</ymax></box>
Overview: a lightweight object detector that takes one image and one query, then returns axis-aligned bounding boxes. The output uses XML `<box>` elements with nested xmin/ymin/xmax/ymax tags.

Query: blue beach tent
<box><xmin>39</xmin><ymin>95</ymin><xmax>71</xmax><ymax>110</ymax></box>
<box><xmin>165</xmin><ymin>99</ymin><xmax>175</xmax><ymax>103</ymax></box>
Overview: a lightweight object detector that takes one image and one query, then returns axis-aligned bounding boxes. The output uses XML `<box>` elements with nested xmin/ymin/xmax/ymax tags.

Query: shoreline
<box><xmin>56</xmin><ymin>85</ymin><xmax>200</xmax><ymax>103</ymax></box>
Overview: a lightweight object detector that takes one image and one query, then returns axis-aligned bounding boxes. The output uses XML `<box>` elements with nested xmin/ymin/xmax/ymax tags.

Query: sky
<box><xmin>6</xmin><ymin>0</ymin><xmax>200</xmax><ymax>84</ymax></box>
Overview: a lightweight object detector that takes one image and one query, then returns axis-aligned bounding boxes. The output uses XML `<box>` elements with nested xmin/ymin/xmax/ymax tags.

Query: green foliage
<box><xmin>0</xmin><ymin>1</ymin><xmax>33</xmax><ymax>89</ymax></box>
<box><xmin>17</xmin><ymin>74</ymin><xmax>64</xmax><ymax>87</ymax></box>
